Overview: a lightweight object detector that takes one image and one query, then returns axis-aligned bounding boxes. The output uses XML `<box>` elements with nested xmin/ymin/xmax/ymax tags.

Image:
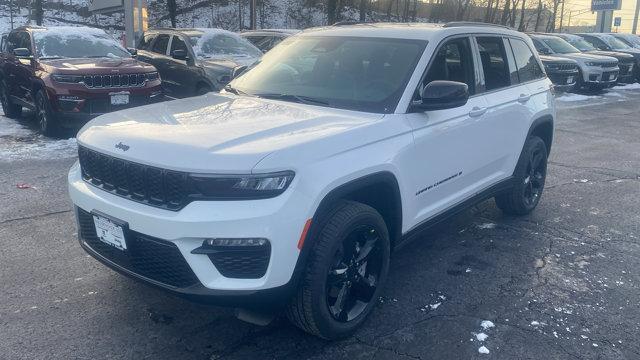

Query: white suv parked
<box><xmin>68</xmin><ymin>22</ymin><xmax>555</xmax><ymax>339</ymax></box>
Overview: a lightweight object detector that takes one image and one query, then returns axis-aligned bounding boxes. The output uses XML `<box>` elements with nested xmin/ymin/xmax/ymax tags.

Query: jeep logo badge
<box><xmin>115</xmin><ymin>142</ymin><xmax>130</xmax><ymax>151</ymax></box>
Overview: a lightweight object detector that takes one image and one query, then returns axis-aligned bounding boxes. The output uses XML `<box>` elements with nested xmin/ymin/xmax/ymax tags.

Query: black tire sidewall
<box><xmin>308</xmin><ymin>203</ymin><xmax>390</xmax><ymax>339</ymax></box>
<box><xmin>512</xmin><ymin>136</ymin><xmax>548</xmax><ymax>212</ymax></box>
<box><xmin>35</xmin><ymin>91</ymin><xmax>56</xmax><ymax>135</ymax></box>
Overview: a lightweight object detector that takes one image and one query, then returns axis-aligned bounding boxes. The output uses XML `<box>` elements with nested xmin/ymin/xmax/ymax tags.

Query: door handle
<box><xmin>517</xmin><ymin>93</ymin><xmax>531</xmax><ymax>103</ymax></box>
<box><xmin>469</xmin><ymin>106</ymin><xmax>487</xmax><ymax>117</ymax></box>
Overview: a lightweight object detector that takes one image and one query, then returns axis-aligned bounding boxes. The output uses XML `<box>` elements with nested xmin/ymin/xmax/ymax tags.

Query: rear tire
<box><xmin>286</xmin><ymin>201</ymin><xmax>390</xmax><ymax>339</ymax></box>
<box><xmin>0</xmin><ymin>80</ymin><xmax>22</xmax><ymax>119</ymax></box>
<box><xmin>495</xmin><ymin>136</ymin><xmax>548</xmax><ymax>216</ymax></box>
<box><xmin>35</xmin><ymin>90</ymin><xmax>59</xmax><ymax>137</ymax></box>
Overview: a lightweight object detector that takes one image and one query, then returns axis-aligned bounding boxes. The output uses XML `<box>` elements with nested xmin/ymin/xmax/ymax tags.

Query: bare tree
<box><xmin>359</xmin><ymin>0</ymin><xmax>367</xmax><ymax>22</ymax></box>
<box><xmin>34</xmin><ymin>0</ymin><xmax>43</xmax><ymax>25</ymax></box>
<box><xmin>167</xmin><ymin>0</ymin><xmax>177</xmax><ymax>27</ymax></box>
<box><xmin>518</xmin><ymin>0</ymin><xmax>527</xmax><ymax>30</ymax></box>
<box><xmin>534</xmin><ymin>0</ymin><xmax>542</xmax><ymax>31</ymax></box>
<box><xmin>327</xmin><ymin>0</ymin><xmax>339</xmax><ymax>24</ymax></box>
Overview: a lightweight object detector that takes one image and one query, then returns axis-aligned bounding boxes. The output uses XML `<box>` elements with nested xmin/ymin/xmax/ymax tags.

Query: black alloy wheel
<box><xmin>326</xmin><ymin>225</ymin><xmax>383</xmax><ymax>322</ymax></box>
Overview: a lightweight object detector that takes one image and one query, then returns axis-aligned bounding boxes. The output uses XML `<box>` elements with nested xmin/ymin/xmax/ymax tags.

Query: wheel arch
<box><xmin>288</xmin><ymin>171</ymin><xmax>403</xmax><ymax>289</ymax></box>
<box><xmin>527</xmin><ymin>114</ymin><xmax>554</xmax><ymax>156</ymax></box>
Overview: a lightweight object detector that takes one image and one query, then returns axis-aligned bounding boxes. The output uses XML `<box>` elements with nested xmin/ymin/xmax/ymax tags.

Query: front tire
<box><xmin>286</xmin><ymin>201</ymin><xmax>390</xmax><ymax>339</ymax></box>
<box><xmin>35</xmin><ymin>90</ymin><xmax>59</xmax><ymax>137</ymax></box>
<box><xmin>0</xmin><ymin>80</ymin><xmax>22</xmax><ymax>119</ymax></box>
<box><xmin>495</xmin><ymin>136</ymin><xmax>548</xmax><ymax>215</ymax></box>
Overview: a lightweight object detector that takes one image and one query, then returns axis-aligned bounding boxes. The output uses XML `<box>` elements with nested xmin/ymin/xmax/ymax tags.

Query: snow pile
<box><xmin>33</xmin><ymin>26</ymin><xmax>126</xmax><ymax>58</ymax></box>
<box><xmin>612</xmin><ymin>83</ymin><xmax>640</xmax><ymax>90</ymax></box>
<box><xmin>477</xmin><ymin>223</ymin><xmax>497</xmax><ymax>229</ymax></box>
<box><xmin>472</xmin><ymin>320</ymin><xmax>495</xmax><ymax>355</ymax></box>
<box><xmin>0</xmin><ymin>114</ymin><xmax>77</xmax><ymax>162</ymax></box>
<box><xmin>555</xmin><ymin>93</ymin><xmax>599</xmax><ymax>102</ymax></box>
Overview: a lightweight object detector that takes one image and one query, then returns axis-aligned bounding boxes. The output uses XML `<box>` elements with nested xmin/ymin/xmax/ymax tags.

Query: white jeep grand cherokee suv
<box><xmin>68</xmin><ymin>22</ymin><xmax>554</xmax><ymax>339</ymax></box>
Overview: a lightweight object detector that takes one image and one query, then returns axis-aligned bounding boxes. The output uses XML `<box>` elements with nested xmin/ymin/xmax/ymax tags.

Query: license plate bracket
<box><xmin>92</xmin><ymin>211</ymin><xmax>129</xmax><ymax>251</ymax></box>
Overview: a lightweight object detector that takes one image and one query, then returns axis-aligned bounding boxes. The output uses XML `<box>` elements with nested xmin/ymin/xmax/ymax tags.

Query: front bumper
<box><xmin>582</xmin><ymin>65</ymin><xmax>619</xmax><ymax>85</ymax></box>
<box><xmin>547</xmin><ymin>69</ymin><xmax>579</xmax><ymax>91</ymax></box>
<box><xmin>47</xmin><ymin>82</ymin><xmax>163</xmax><ymax>127</ymax></box>
<box><xmin>68</xmin><ymin>162</ymin><xmax>311</xmax><ymax>303</ymax></box>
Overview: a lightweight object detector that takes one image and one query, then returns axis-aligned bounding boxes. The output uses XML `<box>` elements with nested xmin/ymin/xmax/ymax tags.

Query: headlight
<box><xmin>145</xmin><ymin>71</ymin><xmax>160</xmax><ymax>81</ymax></box>
<box><xmin>190</xmin><ymin>171</ymin><xmax>295</xmax><ymax>199</ymax></box>
<box><xmin>585</xmin><ymin>62</ymin><xmax>597</xmax><ymax>66</ymax></box>
<box><xmin>51</xmin><ymin>74</ymin><xmax>84</xmax><ymax>83</ymax></box>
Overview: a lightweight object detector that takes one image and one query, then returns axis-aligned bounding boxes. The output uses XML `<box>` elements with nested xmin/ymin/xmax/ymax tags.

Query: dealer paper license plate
<box><xmin>110</xmin><ymin>93</ymin><xmax>129</xmax><ymax>105</ymax></box>
<box><xmin>93</xmin><ymin>214</ymin><xmax>127</xmax><ymax>250</ymax></box>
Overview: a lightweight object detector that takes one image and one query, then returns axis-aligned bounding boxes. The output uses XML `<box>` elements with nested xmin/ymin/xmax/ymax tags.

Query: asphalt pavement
<box><xmin>1</xmin><ymin>88</ymin><xmax>639</xmax><ymax>360</ymax></box>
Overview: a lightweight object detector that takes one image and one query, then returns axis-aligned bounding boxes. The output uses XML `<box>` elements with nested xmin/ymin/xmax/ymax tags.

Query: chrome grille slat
<box><xmin>82</xmin><ymin>73</ymin><xmax>147</xmax><ymax>89</ymax></box>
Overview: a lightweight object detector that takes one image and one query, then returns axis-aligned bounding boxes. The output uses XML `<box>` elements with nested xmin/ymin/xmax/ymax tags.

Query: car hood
<box><xmin>199</xmin><ymin>54</ymin><xmax>259</xmax><ymax>68</ymax></box>
<box><xmin>77</xmin><ymin>93</ymin><xmax>383</xmax><ymax>173</ymax></box>
<box><xmin>585</xmin><ymin>50</ymin><xmax>635</xmax><ymax>61</ymax></box>
<box><xmin>555</xmin><ymin>52</ymin><xmax>617</xmax><ymax>62</ymax></box>
<box><xmin>539</xmin><ymin>55</ymin><xmax>577</xmax><ymax>64</ymax></box>
<box><xmin>42</xmin><ymin>57</ymin><xmax>156</xmax><ymax>74</ymax></box>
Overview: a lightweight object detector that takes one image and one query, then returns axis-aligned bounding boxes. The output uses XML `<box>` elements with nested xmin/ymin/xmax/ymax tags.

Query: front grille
<box><xmin>78</xmin><ymin>146</ymin><xmax>189</xmax><ymax>211</ymax></box>
<box><xmin>77</xmin><ymin>208</ymin><xmax>200</xmax><ymax>288</ymax></box>
<box><xmin>206</xmin><ymin>245</ymin><xmax>271</xmax><ymax>279</ymax></box>
<box><xmin>619</xmin><ymin>63</ymin><xmax>634</xmax><ymax>75</ymax></box>
<box><xmin>554</xmin><ymin>63</ymin><xmax>578</xmax><ymax>71</ymax></box>
<box><xmin>84</xmin><ymin>73</ymin><xmax>146</xmax><ymax>89</ymax></box>
<box><xmin>600</xmin><ymin>62</ymin><xmax>618</xmax><ymax>68</ymax></box>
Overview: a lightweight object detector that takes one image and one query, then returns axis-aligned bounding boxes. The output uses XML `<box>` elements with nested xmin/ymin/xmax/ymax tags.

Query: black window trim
<box><xmin>410</xmin><ymin>33</ymin><xmax>481</xmax><ymax>109</ymax></box>
<box><xmin>471</xmin><ymin>34</ymin><xmax>548</xmax><ymax>96</ymax></box>
<box><xmin>507</xmin><ymin>37</ymin><xmax>546</xmax><ymax>85</ymax></box>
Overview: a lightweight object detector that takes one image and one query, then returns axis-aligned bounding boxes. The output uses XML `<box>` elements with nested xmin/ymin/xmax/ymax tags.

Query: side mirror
<box><xmin>13</xmin><ymin>48</ymin><xmax>31</xmax><ymax>58</ymax></box>
<box><xmin>232</xmin><ymin>65</ymin><xmax>247</xmax><ymax>79</ymax></box>
<box><xmin>540</xmin><ymin>48</ymin><xmax>552</xmax><ymax>55</ymax></box>
<box><xmin>127</xmin><ymin>47</ymin><xmax>137</xmax><ymax>56</ymax></box>
<box><xmin>412</xmin><ymin>80</ymin><xmax>469</xmax><ymax>112</ymax></box>
<box><xmin>171</xmin><ymin>49</ymin><xmax>188</xmax><ymax>60</ymax></box>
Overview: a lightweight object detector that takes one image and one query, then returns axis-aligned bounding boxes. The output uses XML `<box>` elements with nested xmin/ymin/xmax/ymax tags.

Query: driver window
<box><xmin>419</xmin><ymin>37</ymin><xmax>475</xmax><ymax>98</ymax></box>
<box><xmin>170</xmin><ymin>36</ymin><xmax>188</xmax><ymax>54</ymax></box>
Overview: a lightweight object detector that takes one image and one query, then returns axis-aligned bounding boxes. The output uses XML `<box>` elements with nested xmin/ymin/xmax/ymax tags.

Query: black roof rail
<box><xmin>443</xmin><ymin>21</ymin><xmax>512</xmax><ymax>30</ymax></box>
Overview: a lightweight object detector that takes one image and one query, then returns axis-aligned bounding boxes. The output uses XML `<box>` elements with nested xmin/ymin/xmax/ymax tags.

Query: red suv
<box><xmin>0</xmin><ymin>26</ymin><xmax>163</xmax><ymax>136</ymax></box>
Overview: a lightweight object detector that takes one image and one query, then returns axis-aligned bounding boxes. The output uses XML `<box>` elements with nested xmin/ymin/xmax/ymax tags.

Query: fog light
<box><xmin>205</xmin><ymin>238</ymin><xmax>268</xmax><ymax>247</ymax></box>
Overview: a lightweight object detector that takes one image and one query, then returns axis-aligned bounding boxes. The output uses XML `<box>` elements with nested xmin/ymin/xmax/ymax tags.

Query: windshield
<box><xmin>228</xmin><ymin>36</ymin><xmax>427</xmax><ymax>113</ymax></box>
<box><xmin>541</xmin><ymin>37</ymin><xmax>580</xmax><ymax>54</ymax></box>
<box><xmin>563</xmin><ymin>37</ymin><xmax>596</xmax><ymax>51</ymax></box>
<box><xmin>189</xmin><ymin>31</ymin><xmax>262</xmax><ymax>60</ymax></box>
<box><xmin>616</xmin><ymin>34</ymin><xmax>640</xmax><ymax>47</ymax></box>
<box><xmin>33</xmin><ymin>28</ymin><xmax>130</xmax><ymax>59</ymax></box>
<box><xmin>603</xmin><ymin>35</ymin><xmax>632</xmax><ymax>50</ymax></box>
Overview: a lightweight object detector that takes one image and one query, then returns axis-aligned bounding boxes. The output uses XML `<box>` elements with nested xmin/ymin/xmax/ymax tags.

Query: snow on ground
<box><xmin>0</xmin><ymin>113</ymin><xmax>77</xmax><ymax>162</ymax></box>
<box><xmin>478</xmin><ymin>345</ymin><xmax>490</xmax><ymax>354</ymax></box>
<box><xmin>480</xmin><ymin>320</ymin><xmax>495</xmax><ymax>330</ymax></box>
<box><xmin>555</xmin><ymin>93</ymin><xmax>599</xmax><ymax>102</ymax></box>
<box><xmin>611</xmin><ymin>83</ymin><xmax>640</xmax><ymax>90</ymax></box>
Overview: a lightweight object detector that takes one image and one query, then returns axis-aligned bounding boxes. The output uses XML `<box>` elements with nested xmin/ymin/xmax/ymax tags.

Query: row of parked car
<box><xmin>531</xmin><ymin>32</ymin><xmax>640</xmax><ymax>91</ymax></box>
<box><xmin>1</xmin><ymin>24</ymin><xmax>638</xmax><ymax>137</ymax></box>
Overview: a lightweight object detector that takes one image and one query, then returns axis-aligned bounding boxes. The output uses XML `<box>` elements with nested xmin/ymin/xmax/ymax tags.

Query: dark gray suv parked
<box><xmin>136</xmin><ymin>28</ymin><xmax>262</xmax><ymax>98</ymax></box>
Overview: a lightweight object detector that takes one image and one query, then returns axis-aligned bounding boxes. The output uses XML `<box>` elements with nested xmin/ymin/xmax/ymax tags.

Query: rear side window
<box><xmin>476</xmin><ymin>37</ymin><xmax>511</xmax><ymax>91</ymax></box>
<box><xmin>138</xmin><ymin>33</ymin><xmax>156</xmax><ymax>50</ymax></box>
<box><xmin>151</xmin><ymin>34</ymin><xmax>170</xmax><ymax>54</ymax></box>
<box><xmin>422</xmin><ymin>37</ymin><xmax>476</xmax><ymax>95</ymax></box>
<box><xmin>509</xmin><ymin>39</ymin><xmax>544</xmax><ymax>83</ymax></box>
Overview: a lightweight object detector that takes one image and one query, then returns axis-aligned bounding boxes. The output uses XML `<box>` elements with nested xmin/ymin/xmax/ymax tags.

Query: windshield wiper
<box><xmin>254</xmin><ymin>93</ymin><xmax>329</xmax><ymax>106</ymax></box>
